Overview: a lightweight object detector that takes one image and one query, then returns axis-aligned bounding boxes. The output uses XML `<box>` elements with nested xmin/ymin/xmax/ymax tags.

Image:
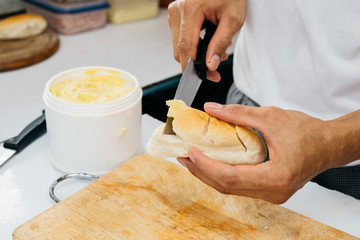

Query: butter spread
<box><xmin>166</xmin><ymin>99</ymin><xmax>187</xmax><ymax>117</ymax></box>
<box><xmin>117</xmin><ymin>128</ymin><xmax>127</xmax><ymax>136</ymax></box>
<box><xmin>50</xmin><ymin>69</ymin><xmax>134</xmax><ymax>104</ymax></box>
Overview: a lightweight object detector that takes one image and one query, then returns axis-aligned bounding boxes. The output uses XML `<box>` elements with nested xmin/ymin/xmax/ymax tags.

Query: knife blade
<box><xmin>163</xmin><ymin>20</ymin><xmax>217</xmax><ymax>135</ymax></box>
<box><xmin>0</xmin><ymin>110</ymin><xmax>46</xmax><ymax>168</ymax></box>
<box><xmin>176</xmin><ymin>20</ymin><xmax>217</xmax><ymax>104</ymax></box>
<box><xmin>173</xmin><ymin>57</ymin><xmax>201</xmax><ymax>106</ymax></box>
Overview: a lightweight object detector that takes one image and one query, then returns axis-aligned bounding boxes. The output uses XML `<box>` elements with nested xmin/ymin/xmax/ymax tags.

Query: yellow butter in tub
<box><xmin>50</xmin><ymin>69</ymin><xmax>134</xmax><ymax>104</ymax></box>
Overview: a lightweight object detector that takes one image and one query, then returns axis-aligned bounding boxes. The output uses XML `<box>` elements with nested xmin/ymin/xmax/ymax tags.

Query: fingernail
<box><xmin>209</xmin><ymin>55</ymin><xmax>220</xmax><ymax>70</ymax></box>
<box><xmin>205</xmin><ymin>102</ymin><xmax>223</xmax><ymax>109</ymax></box>
<box><xmin>206</xmin><ymin>71</ymin><xmax>221</xmax><ymax>82</ymax></box>
<box><xmin>188</xmin><ymin>151</ymin><xmax>195</xmax><ymax>164</ymax></box>
<box><xmin>177</xmin><ymin>158</ymin><xmax>187</xmax><ymax>167</ymax></box>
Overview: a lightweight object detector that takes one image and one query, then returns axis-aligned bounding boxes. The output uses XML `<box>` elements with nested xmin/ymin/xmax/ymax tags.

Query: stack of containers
<box><xmin>22</xmin><ymin>0</ymin><xmax>109</xmax><ymax>34</ymax></box>
<box><xmin>0</xmin><ymin>0</ymin><xmax>25</xmax><ymax>19</ymax></box>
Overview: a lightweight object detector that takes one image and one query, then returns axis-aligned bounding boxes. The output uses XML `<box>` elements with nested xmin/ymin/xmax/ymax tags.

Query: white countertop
<box><xmin>0</xmin><ymin>9</ymin><xmax>360</xmax><ymax>239</ymax></box>
<box><xmin>0</xmin><ymin>8</ymin><xmax>180</xmax><ymax>143</ymax></box>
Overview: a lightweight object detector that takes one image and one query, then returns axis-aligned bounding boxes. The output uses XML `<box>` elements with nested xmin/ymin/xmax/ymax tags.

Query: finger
<box><xmin>206</xmin><ymin>71</ymin><xmax>221</xmax><ymax>82</ymax></box>
<box><xmin>178</xmin><ymin>157</ymin><xmax>290</xmax><ymax>204</ymax></box>
<box><xmin>177</xmin><ymin>21</ymin><xmax>230</xmax><ymax>71</ymax></box>
<box><xmin>204</xmin><ymin>103</ymin><xmax>266</xmax><ymax>130</ymax></box>
<box><xmin>190</xmin><ymin>149</ymin><xmax>272</xmax><ymax>189</ymax></box>
<box><xmin>178</xmin><ymin>156</ymin><xmax>240</xmax><ymax>197</ymax></box>
<box><xmin>178</xmin><ymin>13</ymin><xmax>204</xmax><ymax>71</ymax></box>
<box><xmin>206</xmin><ymin>18</ymin><xmax>243</xmax><ymax>71</ymax></box>
<box><xmin>180</xmin><ymin>151</ymin><xmax>294</xmax><ymax>204</ymax></box>
<box><xmin>177</xmin><ymin>157</ymin><xmax>226</xmax><ymax>190</ymax></box>
<box><xmin>220</xmin><ymin>188</ymin><xmax>292</xmax><ymax>204</ymax></box>
<box><xmin>204</xmin><ymin>53</ymin><xmax>228</xmax><ymax>82</ymax></box>
<box><xmin>168</xmin><ymin>2</ymin><xmax>181</xmax><ymax>62</ymax></box>
<box><xmin>221</xmin><ymin>52</ymin><xmax>229</xmax><ymax>61</ymax></box>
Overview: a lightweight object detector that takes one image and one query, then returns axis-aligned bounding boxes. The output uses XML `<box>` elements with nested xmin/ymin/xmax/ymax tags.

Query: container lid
<box><xmin>43</xmin><ymin>66</ymin><xmax>143</xmax><ymax>117</ymax></box>
<box><xmin>0</xmin><ymin>0</ymin><xmax>25</xmax><ymax>18</ymax></box>
<box><xmin>22</xmin><ymin>0</ymin><xmax>109</xmax><ymax>13</ymax></box>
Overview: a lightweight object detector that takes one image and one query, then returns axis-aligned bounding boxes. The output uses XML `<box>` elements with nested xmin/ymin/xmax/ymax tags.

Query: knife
<box><xmin>163</xmin><ymin>20</ymin><xmax>217</xmax><ymax>135</ymax></box>
<box><xmin>0</xmin><ymin>110</ymin><xmax>46</xmax><ymax>168</ymax></box>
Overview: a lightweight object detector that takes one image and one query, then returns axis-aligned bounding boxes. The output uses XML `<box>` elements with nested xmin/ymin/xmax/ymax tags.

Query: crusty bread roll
<box><xmin>146</xmin><ymin>100</ymin><xmax>267</xmax><ymax>165</ymax></box>
<box><xmin>0</xmin><ymin>13</ymin><xmax>47</xmax><ymax>40</ymax></box>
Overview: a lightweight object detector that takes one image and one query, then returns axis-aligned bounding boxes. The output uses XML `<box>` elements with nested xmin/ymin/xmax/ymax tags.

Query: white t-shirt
<box><xmin>233</xmin><ymin>0</ymin><xmax>360</xmax><ymax>166</ymax></box>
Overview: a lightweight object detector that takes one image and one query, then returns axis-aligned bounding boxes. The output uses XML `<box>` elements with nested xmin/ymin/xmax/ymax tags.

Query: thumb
<box><xmin>204</xmin><ymin>102</ymin><xmax>265</xmax><ymax>130</ymax></box>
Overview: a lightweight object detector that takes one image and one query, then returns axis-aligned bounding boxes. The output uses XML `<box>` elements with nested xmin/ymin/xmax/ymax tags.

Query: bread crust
<box><xmin>0</xmin><ymin>13</ymin><xmax>47</xmax><ymax>40</ymax></box>
<box><xmin>147</xmin><ymin>105</ymin><xmax>267</xmax><ymax>165</ymax></box>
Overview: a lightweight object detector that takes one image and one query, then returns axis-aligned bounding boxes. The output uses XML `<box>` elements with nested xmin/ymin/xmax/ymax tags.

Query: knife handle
<box><xmin>194</xmin><ymin>20</ymin><xmax>217</xmax><ymax>81</ymax></box>
<box><xmin>3</xmin><ymin>110</ymin><xmax>46</xmax><ymax>152</ymax></box>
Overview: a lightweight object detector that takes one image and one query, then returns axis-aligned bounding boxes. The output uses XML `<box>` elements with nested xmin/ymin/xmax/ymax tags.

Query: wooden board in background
<box><xmin>13</xmin><ymin>154</ymin><xmax>359</xmax><ymax>240</ymax></box>
<box><xmin>0</xmin><ymin>28</ymin><xmax>59</xmax><ymax>72</ymax></box>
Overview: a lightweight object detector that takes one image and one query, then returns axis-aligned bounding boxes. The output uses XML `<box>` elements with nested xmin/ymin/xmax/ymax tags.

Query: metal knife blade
<box><xmin>174</xmin><ymin>20</ymin><xmax>217</xmax><ymax>105</ymax></box>
<box><xmin>173</xmin><ymin>57</ymin><xmax>202</xmax><ymax>106</ymax></box>
<box><xmin>0</xmin><ymin>145</ymin><xmax>16</xmax><ymax>166</ymax></box>
<box><xmin>0</xmin><ymin>111</ymin><xmax>46</xmax><ymax>168</ymax></box>
<box><xmin>163</xmin><ymin>21</ymin><xmax>217</xmax><ymax>135</ymax></box>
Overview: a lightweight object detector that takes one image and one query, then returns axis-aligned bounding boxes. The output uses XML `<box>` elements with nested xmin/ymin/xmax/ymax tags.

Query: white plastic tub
<box><xmin>43</xmin><ymin>66</ymin><xmax>142</xmax><ymax>175</ymax></box>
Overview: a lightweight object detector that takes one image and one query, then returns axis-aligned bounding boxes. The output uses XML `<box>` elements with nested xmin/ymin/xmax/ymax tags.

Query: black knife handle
<box><xmin>194</xmin><ymin>20</ymin><xmax>217</xmax><ymax>81</ymax></box>
<box><xmin>3</xmin><ymin>110</ymin><xmax>46</xmax><ymax>152</ymax></box>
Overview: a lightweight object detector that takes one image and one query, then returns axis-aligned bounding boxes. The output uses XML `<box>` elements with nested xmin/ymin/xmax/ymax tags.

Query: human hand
<box><xmin>177</xmin><ymin>102</ymin><xmax>342</xmax><ymax>204</ymax></box>
<box><xmin>168</xmin><ymin>0</ymin><xmax>246</xmax><ymax>82</ymax></box>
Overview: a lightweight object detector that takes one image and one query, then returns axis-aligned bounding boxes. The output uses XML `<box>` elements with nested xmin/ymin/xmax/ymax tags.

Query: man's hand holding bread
<box><xmin>148</xmin><ymin>101</ymin><xmax>360</xmax><ymax>204</ymax></box>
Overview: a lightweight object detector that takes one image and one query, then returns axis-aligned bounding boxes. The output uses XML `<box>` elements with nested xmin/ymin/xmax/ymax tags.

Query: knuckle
<box><xmin>183</xmin><ymin>0</ymin><xmax>197</xmax><ymax>10</ymax></box>
<box><xmin>227</xmin><ymin>104</ymin><xmax>243</xmax><ymax>114</ymax></box>
<box><xmin>173</xmin><ymin>50</ymin><xmax>180</xmax><ymax>62</ymax></box>
<box><xmin>274</xmin><ymin>171</ymin><xmax>293</xmax><ymax>192</ymax></box>
<box><xmin>228</xmin><ymin>14</ymin><xmax>244</xmax><ymax>29</ymax></box>
<box><xmin>167</xmin><ymin>15</ymin><xmax>173</xmax><ymax>28</ymax></box>
<box><xmin>261</xmin><ymin>106</ymin><xmax>281</xmax><ymax>118</ymax></box>
<box><xmin>177</xmin><ymin>38</ymin><xmax>192</xmax><ymax>55</ymax></box>
<box><xmin>219</xmin><ymin>171</ymin><xmax>238</xmax><ymax>193</ymax></box>
<box><xmin>216</xmin><ymin>187</ymin><xmax>231</xmax><ymax>195</ymax></box>
<box><xmin>168</xmin><ymin>0</ymin><xmax>181</xmax><ymax>14</ymax></box>
<box><xmin>167</xmin><ymin>1</ymin><xmax>176</xmax><ymax>12</ymax></box>
<box><xmin>267</xmin><ymin>180</ymin><xmax>294</xmax><ymax>204</ymax></box>
<box><xmin>271</xmin><ymin>194</ymin><xmax>291</xmax><ymax>204</ymax></box>
<box><xmin>263</xmin><ymin>106</ymin><xmax>278</xmax><ymax>113</ymax></box>
<box><xmin>227</xmin><ymin>104</ymin><xmax>253</xmax><ymax>117</ymax></box>
<box><xmin>216</xmin><ymin>37</ymin><xmax>231</xmax><ymax>53</ymax></box>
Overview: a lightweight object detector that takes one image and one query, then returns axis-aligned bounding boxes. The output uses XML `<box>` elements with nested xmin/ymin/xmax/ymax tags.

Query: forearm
<box><xmin>325</xmin><ymin>109</ymin><xmax>360</xmax><ymax>168</ymax></box>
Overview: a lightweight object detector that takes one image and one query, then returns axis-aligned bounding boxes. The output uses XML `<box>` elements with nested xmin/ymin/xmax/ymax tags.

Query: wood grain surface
<box><xmin>13</xmin><ymin>154</ymin><xmax>359</xmax><ymax>240</ymax></box>
<box><xmin>0</xmin><ymin>28</ymin><xmax>59</xmax><ymax>72</ymax></box>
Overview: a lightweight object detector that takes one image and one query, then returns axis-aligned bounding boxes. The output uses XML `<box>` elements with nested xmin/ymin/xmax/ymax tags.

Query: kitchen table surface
<box><xmin>1</xmin><ymin>9</ymin><xmax>360</xmax><ymax>240</ymax></box>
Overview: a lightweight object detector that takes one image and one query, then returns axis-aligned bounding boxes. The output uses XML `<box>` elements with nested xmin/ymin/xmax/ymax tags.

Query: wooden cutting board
<box><xmin>13</xmin><ymin>154</ymin><xmax>358</xmax><ymax>240</ymax></box>
<box><xmin>0</xmin><ymin>28</ymin><xmax>59</xmax><ymax>72</ymax></box>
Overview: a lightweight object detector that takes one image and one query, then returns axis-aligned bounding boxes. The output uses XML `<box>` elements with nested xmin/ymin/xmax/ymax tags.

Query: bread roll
<box><xmin>146</xmin><ymin>100</ymin><xmax>267</xmax><ymax>165</ymax></box>
<box><xmin>0</xmin><ymin>13</ymin><xmax>47</xmax><ymax>40</ymax></box>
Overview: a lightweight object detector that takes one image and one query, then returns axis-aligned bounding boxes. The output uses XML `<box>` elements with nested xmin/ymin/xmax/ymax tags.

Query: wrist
<box><xmin>325</xmin><ymin>110</ymin><xmax>360</xmax><ymax>168</ymax></box>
